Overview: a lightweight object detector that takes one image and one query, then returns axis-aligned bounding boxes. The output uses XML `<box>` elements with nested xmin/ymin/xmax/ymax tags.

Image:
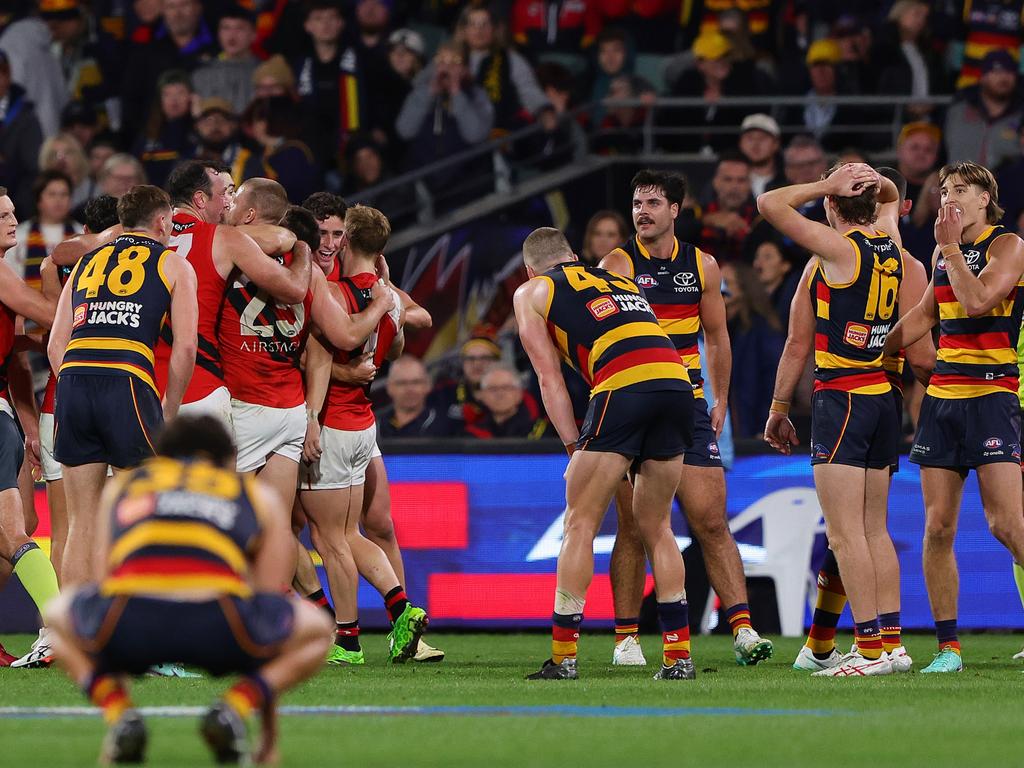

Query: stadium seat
<box><xmin>634</xmin><ymin>54</ymin><xmax>667</xmax><ymax>94</ymax></box>
<box><xmin>721</xmin><ymin>488</ymin><xmax>823</xmax><ymax>637</ymax></box>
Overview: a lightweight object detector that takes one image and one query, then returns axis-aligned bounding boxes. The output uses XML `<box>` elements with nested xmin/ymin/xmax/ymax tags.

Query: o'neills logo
<box><xmin>587</xmin><ymin>296</ymin><xmax>619</xmax><ymax>320</ymax></box>
<box><xmin>73</xmin><ymin>304</ymin><xmax>88</xmax><ymax>328</ymax></box>
<box><xmin>844</xmin><ymin>322</ymin><xmax>869</xmax><ymax>348</ymax></box>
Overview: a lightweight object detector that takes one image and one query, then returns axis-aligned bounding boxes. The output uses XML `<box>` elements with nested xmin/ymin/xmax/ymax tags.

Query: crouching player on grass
<box><xmin>45</xmin><ymin>415</ymin><xmax>332</xmax><ymax>765</ymax></box>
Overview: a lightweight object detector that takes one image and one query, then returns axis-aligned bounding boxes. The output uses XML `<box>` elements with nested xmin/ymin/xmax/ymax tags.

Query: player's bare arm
<box><xmin>598</xmin><ymin>248</ymin><xmax>634</xmax><ymax>279</ymax></box>
<box><xmin>47</xmin><ymin>276</ymin><xmax>74</xmax><ymax>373</ymax></box>
<box><xmin>7</xmin><ymin>349</ymin><xmax>40</xmax><ymax>474</ymax></box>
<box><xmin>937</xmin><ymin>205</ymin><xmax>1024</xmax><ymax>316</ymax></box>
<box><xmin>302</xmin><ymin>333</ymin><xmax>333</xmax><ymax>463</ymax></box>
<box><xmin>873</xmin><ymin>174</ymin><xmax>903</xmax><ymax>246</ymax></box>
<box><xmin>697</xmin><ymin>252</ymin><xmax>731</xmax><ymax>436</ymax></box>
<box><xmin>163</xmin><ymin>254</ymin><xmax>199</xmax><ymax>420</ymax></box>
<box><xmin>330</xmin><ymin>354</ymin><xmax>376</xmax><ymax>386</ymax></box>
<box><xmin>899</xmin><ymin>253</ymin><xmax>936</xmax><ymax>384</ymax></box>
<box><xmin>0</xmin><ymin>258</ymin><xmax>57</xmax><ymax>328</ymax></box>
<box><xmin>513</xmin><ymin>278</ymin><xmax>578</xmax><ymax>449</ymax></box>
<box><xmin>757</xmin><ymin>163</ymin><xmax>878</xmax><ymax>280</ymax></box>
<box><xmin>764</xmin><ymin>259</ymin><xmax>816</xmax><ymax>454</ymax></box>
<box><xmin>884</xmin><ymin>275</ymin><xmax>938</xmax><ymax>357</ymax></box>
<box><xmin>50</xmin><ymin>224</ymin><xmax>121</xmax><ymax>267</ymax></box>
<box><xmin>309</xmin><ymin>267</ymin><xmax>395</xmax><ymax>351</ymax></box>
<box><xmin>218</xmin><ymin>225</ymin><xmax>310</xmax><ymax>305</ymax></box>
<box><xmin>237</xmin><ymin>223</ymin><xmax>297</xmax><ymax>257</ymax></box>
<box><xmin>393</xmin><ymin>286</ymin><xmax>431</xmax><ymax>329</ymax></box>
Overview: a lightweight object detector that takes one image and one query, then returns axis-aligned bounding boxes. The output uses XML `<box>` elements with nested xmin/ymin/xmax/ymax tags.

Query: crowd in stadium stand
<box><xmin>4</xmin><ymin>0</ymin><xmax>1024</xmax><ymax>443</ymax></box>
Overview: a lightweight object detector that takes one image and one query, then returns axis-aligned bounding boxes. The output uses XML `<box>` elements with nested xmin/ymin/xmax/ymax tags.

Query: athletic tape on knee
<box><xmin>662</xmin><ymin>591</ymin><xmax>687</xmax><ymax>604</ymax></box>
<box><xmin>554</xmin><ymin>590</ymin><xmax>585</xmax><ymax>615</ymax></box>
<box><xmin>10</xmin><ymin>540</ymin><xmax>39</xmax><ymax>566</ymax></box>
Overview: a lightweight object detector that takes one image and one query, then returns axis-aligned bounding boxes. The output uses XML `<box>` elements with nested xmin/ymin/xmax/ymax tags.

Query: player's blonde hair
<box><xmin>939</xmin><ymin>161</ymin><xmax>1004</xmax><ymax>224</ymax></box>
<box><xmin>522</xmin><ymin>227</ymin><xmax>573</xmax><ymax>271</ymax></box>
<box><xmin>345</xmin><ymin>204</ymin><xmax>391</xmax><ymax>255</ymax></box>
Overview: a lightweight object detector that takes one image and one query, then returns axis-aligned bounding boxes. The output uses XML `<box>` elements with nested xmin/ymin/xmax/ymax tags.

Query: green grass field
<box><xmin>1</xmin><ymin>632</ymin><xmax>1022</xmax><ymax>767</ymax></box>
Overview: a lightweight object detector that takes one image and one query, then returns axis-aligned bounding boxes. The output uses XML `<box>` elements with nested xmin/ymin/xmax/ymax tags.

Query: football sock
<box><xmin>879</xmin><ymin>611</ymin><xmax>902</xmax><ymax>653</ymax></box>
<box><xmin>551</xmin><ymin>611</ymin><xmax>582</xmax><ymax>664</ymax></box>
<box><xmin>1013</xmin><ymin>562</ymin><xmax>1024</xmax><ymax>609</ymax></box>
<box><xmin>384</xmin><ymin>586</ymin><xmax>409</xmax><ymax>624</ymax></box>
<box><xmin>854</xmin><ymin>619</ymin><xmax>883</xmax><ymax>660</ymax></box>
<box><xmin>87</xmin><ymin>673</ymin><xmax>132</xmax><ymax>726</ymax></box>
<box><xmin>657</xmin><ymin>599</ymin><xmax>691</xmax><ymax>665</ymax></box>
<box><xmin>307</xmin><ymin>588</ymin><xmax>334</xmax><ymax>618</ymax></box>
<box><xmin>935</xmin><ymin>618</ymin><xmax>960</xmax><ymax>654</ymax></box>
<box><xmin>613</xmin><ymin>616</ymin><xmax>639</xmax><ymax>644</ymax></box>
<box><xmin>11</xmin><ymin>542</ymin><xmax>60</xmax><ymax>615</ymax></box>
<box><xmin>223</xmin><ymin>674</ymin><xmax>272</xmax><ymax>720</ymax></box>
<box><xmin>724</xmin><ymin>603</ymin><xmax>753</xmax><ymax>637</ymax></box>
<box><xmin>806</xmin><ymin>548</ymin><xmax>846</xmax><ymax>658</ymax></box>
<box><xmin>335</xmin><ymin>621</ymin><xmax>360</xmax><ymax>652</ymax></box>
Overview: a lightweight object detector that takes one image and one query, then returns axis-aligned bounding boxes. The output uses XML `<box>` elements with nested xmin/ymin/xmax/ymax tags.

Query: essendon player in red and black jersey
<box><xmin>300</xmin><ymin>204</ymin><xmax>429</xmax><ymax>665</ymax></box>
<box><xmin>764</xmin><ymin>167</ymin><xmax>934</xmax><ymax>674</ymax></box>
<box><xmin>600</xmin><ymin>170</ymin><xmax>772</xmax><ymax>667</ymax></box>
<box><xmin>759</xmin><ymin>162</ymin><xmax>906</xmax><ymax>677</ymax></box>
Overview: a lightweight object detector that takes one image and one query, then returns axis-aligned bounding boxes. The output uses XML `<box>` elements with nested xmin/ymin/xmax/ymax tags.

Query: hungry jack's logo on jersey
<box><xmin>73</xmin><ymin>303</ymin><xmax>87</xmax><ymax>328</ymax></box>
<box><xmin>587</xmin><ymin>296</ymin><xmax>619</xmax><ymax>320</ymax></box>
<box><xmin>844</xmin><ymin>322</ymin><xmax>869</xmax><ymax>349</ymax></box>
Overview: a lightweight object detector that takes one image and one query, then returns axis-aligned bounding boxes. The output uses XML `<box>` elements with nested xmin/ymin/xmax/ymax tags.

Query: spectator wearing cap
<box><xmin>376</xmin><ymin>356</ymin><xmax>456</xmax><ymax>438</ymax></box>
<box><xmin>789</xmin><ymin>38</ymin><xmax>860</xmax><ymax>152</ymax></box>
<box><xmin>430</xmin><ymin>335</ymin><xmax>503</xmax><ymax>429</ymax></box>
<box><xmin>682</xmin><ymin>0</ymin><xmax>775</xmax><ymax>55</ymax></box>
<box><xmin>510</xmin><ymin>0</ymin><xmax>602</xmax><ymax>55</ymax></box>
<box><xmin>191</xmin><ymin>5</ymin><xmax>260</xmax><ymax>114</ymax></box>
<box><xmin>293</xmin><ymin>0</ymin><xmax>368</xmax><ymax>172</ymax></box>
<box><xmin>252</xmin><ymin>54</ymin><xmax>298</xmax><ymax>100</ymax></box>
<box><xmin>235</xmin><ymin>95</ymin><xmax>320</xmax><ymax>203</ymax></box>
<box><xmin>134</xmin><ymin>70</ymin><xmax>198</xmax><ymax>189</ymax></box>
<box><xmin>0</xmin><ymin>50</ymin><xmax>44</xmax><ymax>215</ymax></box>
<box><xmin>39</xmin><ymin>132</ymin><xmax>90</xmax><ymax>210</ymax></box>
<box><xmin>0</xmin><ymin>12</ymin><xmax>67</xmax><ymax>138</ymax></box>
<box><xmin>699</xmin><ymin>150</ymin><xmax>757</xmax><ymax>264</ymax></box>
<box><xmin>121</xmin><ymin>0</ymin><xmax>216</xmax><ymax>141</ymax></box>
<box><xmin>832</xmin><ymin>14</ymin><xmax>875</xmax><ymax>95</ymax></box>
<box><xmin>945</xmin><ymin>49</ymin><xmax>1023</xmax><ymax>169</ymax></box>
<box><xmin>395</xmin><ymin>42</ymin><xmax>494</xmax><ymax>214</ymax></box>
<box><xmin>895</xmin><ymin>122</ymin><xmax>941</xmax><ymax>205</ymax></box>
<box><xmin>360</xmin><ymin>28</ymin><xmax>424</xmax><ymax>152</ymax></box>
<box><xmin>665</xmin><ymin>30</ymin><xmax>755</xmax><ymax>152</ymax></box>
<box><xmin>194</xmin><ymin>97</ymin><xmax>243</xmax><ymax>166</ymax></box>
<box><xmin>738</xmin><ymin>113</ymin><xmax>783</xmax><ymax>197</ymax></box>
<box><xmin>455</xmin><ymin>6</ymin><xmax>552</xmax><ymax>136</ymax></box>
<box><xmin>465</xmin><ymin>366</ymin><xmax>551</xmax><ymax>440</ymax></box>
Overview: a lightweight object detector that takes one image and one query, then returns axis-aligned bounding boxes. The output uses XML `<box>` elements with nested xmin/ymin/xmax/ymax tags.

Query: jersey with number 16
<box><xmin>59</xmin><ymin>232</ymin><xmax>173</xmax><ymax>394</ymax></box>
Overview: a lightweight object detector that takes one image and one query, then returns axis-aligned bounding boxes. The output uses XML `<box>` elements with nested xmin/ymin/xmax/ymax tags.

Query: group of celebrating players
<box><xmin>1</xmin><ymin>151</ymin><xmax>1023</xmax><ymax>763</ymax></box>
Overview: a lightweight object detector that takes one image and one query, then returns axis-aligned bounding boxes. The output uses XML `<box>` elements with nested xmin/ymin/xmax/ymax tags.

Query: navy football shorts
<box><xmin>578</xmin><ymin>387</ymin><xmax>694</xmax><ymax>462</ymax></box>
<box><xmin>684</xmin><ymin>397</ymin><xmax>724</xmax><ymax>468</ymax></box>
<box><xmin>910</xmin><ymin>392</ymin><xmax>1021</xmax><ymax>469</ymax></box>
<box><xmin>54</xmin><ymin>374</ymin><xmax>162</xmax><ymax>469</ymax></box>
<box><xmin>810</xmin><ymin>389</ymin><xmax>900</xmax><ymax>470</ymax></box>
<box><xmin>69</xmin><ymin>586</ymin><xmax>295</xmax><ymax>676</ymax></box>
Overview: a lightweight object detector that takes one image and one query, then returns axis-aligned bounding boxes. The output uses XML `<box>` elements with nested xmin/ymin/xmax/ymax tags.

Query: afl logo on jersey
<box><xmin>636</xmin><ymin>274</ymin><xmax>658</xmax><ymax>288</ymax></box>
<box><xmin>936</xmin><ymin>257</ymin><xmax>946</xmax><ymax>272</ymax></box>
<box><xmin>844</xmin><ymin>322</ymin><xmax>869</xmax><ymax>349</ymax></box>
<box><xmin>73</xmin><ymin>303</ymin><xmax>88</xmax><ymax>328</ymax></box>
<box><xmin>674</xmin><ymin>272</ymin><xmax>696</xmax><ymax>287</ymax></box>
<box><xmin>984</xmin><ymin>437</ymin><xmax>1003</xmax><ymax>450</ymax></box>
<box><xmin>587</xmin><ymin>296</ymin><xmax>620</xmax><ymax>320</ymax></box>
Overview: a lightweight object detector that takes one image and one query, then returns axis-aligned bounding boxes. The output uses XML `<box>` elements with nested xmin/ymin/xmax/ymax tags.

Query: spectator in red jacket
<box><xmin>511</xmin><ymin>0</ymin><xmax>602</xmax><ymax>55</ymax></box>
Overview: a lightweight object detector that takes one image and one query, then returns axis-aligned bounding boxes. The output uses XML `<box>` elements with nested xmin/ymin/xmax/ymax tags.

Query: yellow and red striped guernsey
<box><xmin>929</xmin><ymin>225</ymin><xmax>1024</xmax><ymax>399</ymax></box>
<box><xmin>810</xmin><ymin>228</ymin><xmax>904</xmax><ymax>394</ymax></box>
<box><xmin>605</xmin><ymin>235</ymin><xmax>707</xmax><ymax>399</ymax></box>
<box><xmin>539</xmin><ymin>262</ymin><xmax>690</xmax><ymax>397</ymax></box>
<box><xmin>882</xmin><ymin>247</ymin><xmax>916</xmax><ymax>393</ymax></box>
<box><xmin>102</xmin><ymin>457</ymin><xmax>266</xmax><ymax>598</ymax></box>
<box><xmin>59</xmin><ymin>233</ymin><xmax>173</xmax><ymax>394</ymax></box>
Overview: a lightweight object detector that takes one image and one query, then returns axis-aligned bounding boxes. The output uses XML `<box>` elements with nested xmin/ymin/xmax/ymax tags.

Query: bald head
<box><xmin>229</xmin><ymin>177</ymin><xmax>289</xmax><ymax>225</ymax></box>
<box><xmin>522</xmin><ymin>227</ymin><xmax>575</xmax><ymax>273</ymax></box>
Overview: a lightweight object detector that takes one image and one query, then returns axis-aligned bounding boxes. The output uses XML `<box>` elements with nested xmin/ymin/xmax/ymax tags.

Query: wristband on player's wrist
<box><xmin>769</xmin><ymin>399</ymin><xmax>790</xmax><ymax>416</ymax></box>
<box><xmin>940</xmin><ymin>243</ymin><xmax>963</xmax><ymax>258</ymax></box>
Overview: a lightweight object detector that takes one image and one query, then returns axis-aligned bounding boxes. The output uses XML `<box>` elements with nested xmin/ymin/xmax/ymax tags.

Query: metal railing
<box><xmin>353</xmin><ymin>94</ymin><xmax>954</xmax><ymax>231</ymax></box>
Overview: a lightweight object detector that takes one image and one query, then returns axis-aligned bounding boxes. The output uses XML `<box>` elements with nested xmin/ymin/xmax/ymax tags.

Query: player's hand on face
<box><xmin>709</xmin><ymin>401</ymin><xmax>727</xmax><ymax>438</ymax></box>
<box><xmin>763</xmin><ymin>412</ymin><xmax>799</xmax><ymax>455</ymax></box>
<box><xmin>827</xmin><ymin>163</ymin><xmax>877</xmax><ymax>198</ymax></box>
<box><xmin>934</xmin><ymin>203</ymin><xmax>964</xmax><ymax>247</ymax></box>
<box><xmin>303</xmin><ymin>418</ymin><xmax>322</xmax><ymax>463</ymax></box>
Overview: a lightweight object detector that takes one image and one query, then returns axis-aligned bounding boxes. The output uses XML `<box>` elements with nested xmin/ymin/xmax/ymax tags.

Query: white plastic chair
<box><xmin>702</xmin><ymin>488</ymin><xmax>823</xmax><ymax>637</ymax></box>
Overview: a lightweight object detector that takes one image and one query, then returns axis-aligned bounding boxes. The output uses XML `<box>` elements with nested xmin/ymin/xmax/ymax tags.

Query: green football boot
<box><xmin>387</xmin><ymin>604</ymin><xmax>428</xmax><ymax>664</ymax></box>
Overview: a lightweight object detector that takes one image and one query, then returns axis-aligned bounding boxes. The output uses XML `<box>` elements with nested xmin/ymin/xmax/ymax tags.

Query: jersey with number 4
<box><xmin>810</xmin><ymin>228</ymin><xmax>904</xmax><ymax>394</ymax></box>
<box><xmin>218</xmin><ymin>250</ymin><xmax>313</xmax><ymax>408</ymax></box>
<box><xmin>60</xmin><ymin>232</ymin><xmax>172</xmax><ymax>394</ymax></box>
<box><xmin>153</xmin><ymin>212</ymin><xmax>225</xmax><ymax>402</ymax></box>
